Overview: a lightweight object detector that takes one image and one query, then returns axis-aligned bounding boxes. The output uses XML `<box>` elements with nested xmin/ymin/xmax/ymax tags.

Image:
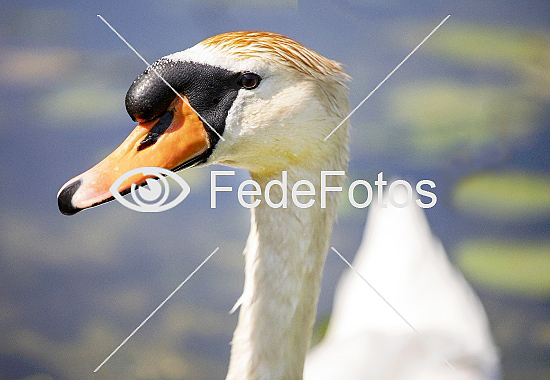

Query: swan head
<box><xmin>57</xmin><ymin>31</ymin><xmax>350</xmax><ymax>215</ymax></box>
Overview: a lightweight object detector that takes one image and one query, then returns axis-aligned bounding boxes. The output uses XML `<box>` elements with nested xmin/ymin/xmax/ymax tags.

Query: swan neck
<box><xmin>226</xmin><ymin>168</ymin><xmax>342</xmax><ymax>380</ymax></box>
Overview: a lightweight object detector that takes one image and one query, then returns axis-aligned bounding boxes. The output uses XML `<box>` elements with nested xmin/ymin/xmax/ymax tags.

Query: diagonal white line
<box><xmin>97</xmin><ymin>15</ymin><xmax>225</xmax><ymax>142</ymax></box>
<box><xmin>324</xmin><ymin>15</ymin><xmax>450</xmax><ymax>141</ymax></box>
<box><xmin>93</xmin><ymin>246</ymin><xmax>220</xmax><ymax>373</ymax></box>
<box><xmin>330</xmin><ymin>247</ymin><xmax>456</xmax><ymax>371</ymax></box>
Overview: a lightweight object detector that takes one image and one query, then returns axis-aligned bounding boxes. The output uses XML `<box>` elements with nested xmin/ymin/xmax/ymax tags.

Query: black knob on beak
<box><xmin>58</xmin><ymin>179</ymin><xmax>83</xmax><ymax>215</ymax></box>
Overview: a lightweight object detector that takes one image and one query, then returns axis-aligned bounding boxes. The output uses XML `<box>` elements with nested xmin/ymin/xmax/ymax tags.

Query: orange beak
<box><xmin>57</xmin><ymin>96</ymin><xmax>209</xmax><ymax>215</ymax></box>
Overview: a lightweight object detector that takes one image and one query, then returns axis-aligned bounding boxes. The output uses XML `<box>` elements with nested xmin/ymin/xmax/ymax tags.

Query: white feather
<box><xmin>304</xmin><ymin>188</ymin><xmax>500</xmax><ymax>380</ymax></box>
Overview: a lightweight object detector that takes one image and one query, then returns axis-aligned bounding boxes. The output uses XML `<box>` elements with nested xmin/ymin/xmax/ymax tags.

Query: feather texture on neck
<box><xmin>227</xmin><ymin>144</ymin><xmax>348</xmax><ymax>379</ymax></box>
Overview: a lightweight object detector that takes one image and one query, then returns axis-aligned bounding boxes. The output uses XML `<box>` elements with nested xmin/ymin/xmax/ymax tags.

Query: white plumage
<box><xmin>305</xmin><ymin>188</ymin><xmax>500</xmax><ymax>380</ymax></box>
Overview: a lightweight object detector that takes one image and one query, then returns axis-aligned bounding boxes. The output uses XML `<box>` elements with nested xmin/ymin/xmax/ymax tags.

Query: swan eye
<box><xmin>238</xmin><ymin>72</ymin><xmax>261</xmax><ymax>90</ymax></box>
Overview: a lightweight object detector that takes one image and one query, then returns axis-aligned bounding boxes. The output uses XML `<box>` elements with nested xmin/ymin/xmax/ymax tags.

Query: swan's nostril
<box><xmin>57</xmin><ymin>179</ymin><xmax>83</xmax><ymax>215</ymax></box>
<box><xmin>137</xmin><ymin>110</ymin><xmax>175</xmax><ymax>151</ymax></box>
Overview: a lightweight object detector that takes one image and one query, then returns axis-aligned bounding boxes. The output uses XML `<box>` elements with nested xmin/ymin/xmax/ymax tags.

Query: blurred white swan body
<box><xmin>304</xmin><ymin>189</ymin><xmax>500</xmax><ymax>380</ymax></box>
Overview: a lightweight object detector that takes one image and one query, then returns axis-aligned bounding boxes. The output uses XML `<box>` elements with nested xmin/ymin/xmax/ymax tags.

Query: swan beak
<box><xmin>57</xmin><ymin>96</ymin><xmax>209</xmax><ymax>215</ymax></box>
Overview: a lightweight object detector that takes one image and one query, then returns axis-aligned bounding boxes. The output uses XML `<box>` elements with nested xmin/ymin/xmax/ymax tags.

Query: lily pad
<box><xmin>390</xmin><ymin>83</ymin><xmax>536</xmax><ymax>157</ymax></box>
<box><xmin>425</xmin><ymin>25</ymin><xmax>550</xmax><ymax>73</ymax></box>
<box><xmin>452</xmin><ymin>171</ymin><xmax>550</xmax><ymax>221</ymax></box>
<box><xmin>455</xmin><ymin>240</ymin><xmax>550</xmax><ymax>298</ymax></box>
<box><xmin>37</xmin><ymin>83</ymin><xmax>124</xmax><ymax>125</ymax></box>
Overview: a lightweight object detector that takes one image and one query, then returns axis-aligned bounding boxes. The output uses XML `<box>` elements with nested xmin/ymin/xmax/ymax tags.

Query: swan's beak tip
<box><xmin>58</xmin><ymin>179</ymin><xmax>83</xmax><ymax>216</ymax></box>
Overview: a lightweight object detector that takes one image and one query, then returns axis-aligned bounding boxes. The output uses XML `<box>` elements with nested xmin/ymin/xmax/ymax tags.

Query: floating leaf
<box><xmin>453</xmin><ymin>171</ymin><xmax>550</xmax><ymax>220</ymax></box>
<box><xmin>390</xmin><ymin>83</ymin><xmax>537</xmax><ymax>157</ymax></box>
<box><xmin>455</xmin><ymin>240</ymin><xmax>550</xmax><ymax>298</ymax></box>
<box><xmin>425</xmin><ymin>25</ymin><xmax>549</xmax><ymax>72</ymax></box>
<box><xmin>37</xmin><ymin>83</ymin><xmax>124</xmax><ymax>125</ymax></box>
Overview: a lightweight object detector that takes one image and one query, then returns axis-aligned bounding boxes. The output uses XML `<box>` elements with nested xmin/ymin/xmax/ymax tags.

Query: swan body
<box><xmin>304</xmin><ymin>188</ymin><xmax>500</xmax><ymax>380</ymax></box>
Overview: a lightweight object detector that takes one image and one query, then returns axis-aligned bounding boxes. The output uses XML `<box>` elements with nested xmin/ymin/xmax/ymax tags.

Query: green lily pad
<box><xmin>37</xmin><ymin>83</ymin><xmax>124</xmax><ymax>125</ymax></box>
<box><xmin>390</xmin><ymin>83</ymin><xmax>536</xmax><ymax>157</ymax></box>
<box><xmin>311</xmin><ymin>315</ymin><xmax>331</xmax><ymax>347</ymax></box>
<box><xmin>455</xmin><ymin>241</ymin><xmax>550</xmax><ymax>298</ymax></box>
<box><xmin>418</xmin><ymin>25</ymin><xmax>550</xmax><ymax>100</ymax></box>
<box><xmin>424</xmin><ymin>25</ymin><xmax>549</xmax><ymax>72</ymax></box>
<box><xmin>452</xmin><ymin>172</ymin><xmax>550</xmax><ymax>220</ymax></box>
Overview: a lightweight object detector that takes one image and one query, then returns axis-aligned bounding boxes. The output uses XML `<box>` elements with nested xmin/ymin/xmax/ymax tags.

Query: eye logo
<box><xmin>109</xmin><ymin>167</ymin><xmax>190</xmax><ymax>212</ymax></box>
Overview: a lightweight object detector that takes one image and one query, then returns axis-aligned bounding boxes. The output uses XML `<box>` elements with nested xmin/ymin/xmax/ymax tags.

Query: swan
<box><xmin>56</xmin><ymin>31</ymin><xmax>498</xmax><ymax>379</ymax></box>
<box><xmin>58</xmin><ymin>31</ymin><xmax>350</xmax><ymax>379</ymax></box>
<box><xmin>304</xmin><ymin>188</ymin><xmax>500</xmax><ymax>380</ymax></box>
